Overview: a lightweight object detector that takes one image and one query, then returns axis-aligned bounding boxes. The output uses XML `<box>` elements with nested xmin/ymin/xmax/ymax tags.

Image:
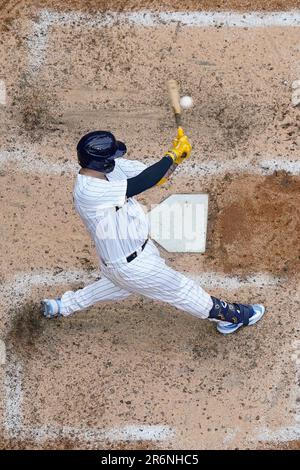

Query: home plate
<box><xmin>149</xmin><ymin>194</ymin><xmax>208</xmax><ymax>253</ymax></box>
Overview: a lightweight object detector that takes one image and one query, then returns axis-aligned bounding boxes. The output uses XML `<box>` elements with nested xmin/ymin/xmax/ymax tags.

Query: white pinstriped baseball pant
<box><xmin>60</xmin><ymin>240</ymin><xmax>213</xmax><ymax>318</ymax></box>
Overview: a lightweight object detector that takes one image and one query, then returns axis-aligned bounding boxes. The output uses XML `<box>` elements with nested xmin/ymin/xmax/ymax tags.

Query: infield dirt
<box><xmin>0</xmin><ymin>0</ymin><xmax>299</xmax><ymax>450</ymax></box>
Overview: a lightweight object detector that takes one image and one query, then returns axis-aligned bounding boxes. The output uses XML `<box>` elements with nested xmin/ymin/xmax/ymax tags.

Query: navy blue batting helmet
<box><xmin>77</xmin><ymin>131</ymin><xmax>127</xmax><ymax>173</ymax></box>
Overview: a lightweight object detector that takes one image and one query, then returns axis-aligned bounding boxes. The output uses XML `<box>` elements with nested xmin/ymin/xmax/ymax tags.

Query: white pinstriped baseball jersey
<box><xmin>60</xmin><ymin>157</ymin><xmax>213</xmax><ymax>320</ymax></box>
<box><xmin>74</xmin><ymin>158</ymin><xmax>149</xmax><ymax>263</ymax></box>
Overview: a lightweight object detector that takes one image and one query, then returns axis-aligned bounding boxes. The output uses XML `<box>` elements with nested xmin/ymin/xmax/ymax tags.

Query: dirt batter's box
<box><xmin>2</xmin><ymin>7</ymin><xmax>299</xmax><ymax>450</ymax></box>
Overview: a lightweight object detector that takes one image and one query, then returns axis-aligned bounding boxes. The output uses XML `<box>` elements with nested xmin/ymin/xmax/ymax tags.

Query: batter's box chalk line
<box><xmin>25</xmin><ymin>9</ymin><xmax>300</xmax><ymax>75</ymax></box>
<box><xmin>0</xmin><ymin>80</ymin><xmax>6</xmax><ymax>106</ymax></box>
<box><xmin>2</xmin><ymin>6</ymin><xmax>299</xmax><ymax>445</ymax></box>
<box><xmin>1</xmin><ymin>269</ymin><xmax>173</xmax><ymax>444</ymax></box>
<box><xmin>2</xmin><ymin>269</ymin><xmax>285</xmax><ymax>311</ymax></box>
<box><xmin>4</xmin><ymin>361</ymin><xmax>174</xmax><ymax>443</ymax></box>
<box><xmin>1</xmin><ymin>148</ymin><xmax>300</xmax><ymax>177</ymax></box>
<box><xmin>254</xmin><ymin>338</ymin><xmax>300</xmax><ymax>444</ymax></box>
<box><xmin>1</xmin><ymin>268</ymin><xmax>286</xmax><ymax>444</ymax></box>
<box><xmin>3</xmin><ymin>355</ymin><xmax>174</xmax><ymax>443</ymax></box>
<box><xmin>292</xmin><ymin>80</ymin><xmax>300</xmax><ymax>107</ymax></box>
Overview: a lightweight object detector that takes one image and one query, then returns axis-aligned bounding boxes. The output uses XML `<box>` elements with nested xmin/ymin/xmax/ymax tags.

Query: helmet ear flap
<box><xmin>82</xmin><ymin>158</ymin><xmax>115</xmax><ymax>173</ymax></box>
<box><xmin>102</xmin><ymin>160</ymin><xmax>115</xmax><ymax>174</ymax></box>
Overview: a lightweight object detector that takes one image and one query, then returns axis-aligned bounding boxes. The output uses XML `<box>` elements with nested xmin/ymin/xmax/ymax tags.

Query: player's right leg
<box><xmin>208</xmin><ymin>297</ymin><xmax>265</xmax><ymax>335</ymax></box>
<box><xmin>42</xmin><ymin>276</ymin><xmax>131</xmax><ymax>318</ymax></box>
<box><xmin>104</xmin><ymin>240</ymin><xmax>265</xmax><ymax>335</ymax></box>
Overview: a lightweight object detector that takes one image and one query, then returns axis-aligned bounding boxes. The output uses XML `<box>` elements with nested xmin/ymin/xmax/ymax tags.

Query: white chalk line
<box><xmin>179</xmin><ymin>158</ymin><xmax>300</xmax><ymax>177</ymax></box>
<box><xmin>257</xmin><ymin>426</ymin><xmax>300</xmax><ymax>444</ymax></box>
<box><xmin>36</xmin><ymin>9</ymin><xmax>300</xmax><ymax>29</ymax></box>
<box><xmin>4</xmin><ymin>357</ymin><xmax>175</xmax><ymax>443</ymax></box>
<box><xmin>0</xmin><ymin>80</ymin><xmax>6</xmax><ymax>106</ymax></box>
<box><xmin>1</xmin><ymin>269</ymin><xmax>95</xmax><ymax>306</ymax></box>
<box><xmin>4</xmin><ymin>352</ymin><xmax>172</xmax><ymax>443</ymax></box>
<box><xmin>191</xmin><ymin>272</ymin><xmax>283</xmax><ymax>290</ymax></box>
<box><xmin>1</xmin><ymin>269</ymin><xmax>284</xmax><ymax>311</ymax></box>
<box><xmin>4</xmin><ymin>361</ymin><xmax>173</xmax><ymax>443</ymax></box>
<box><xmin>4</xmin><ymin>7</ymin><xmax>298</xmax><ymax>447</ymax></box>
<box><xmin>26</xmin><ymin>424</ymin><xmax>172</xmax><ymax>443</ymax></box>
<box><xmin>4</xmin><ymin>358</ymin><xmax>23</xmax><ymax>433</ymax></box>
<box><xmin>1</xmin><ymin>268</ymin><xmax>285</xmax><ymax>444</ymax></box>
<box><xmin>256</xmin><ymin>338</ymin><xmax>300</xmax><ymax>445</ymax></box>
<box><xmin>292</xmin><ymin>79</ymin><xmax>300</xmax><ymax>107</ymax></box>
<box><xmin>2</xmin><ymin>268</ymin><xmax>293</xmax><ymax>447</ymax></box>
<box><xmin>2</xmin><ymin>269</ymin><xmax>173</xmax><ymax>443</ymax></box>
<box><xmin>0</xmin><ymin>149</ymin><xmax>76</xmax><ymax>175</ymax></box>
<box><xmin>1</xmin><ymin>149</ymin><xmax>300</xmax><ymax>177</ymax></box>
<box><xmin>25</xmin><ymin>9</ymin><xmax>300</xmax><ymax>74</ymax></box>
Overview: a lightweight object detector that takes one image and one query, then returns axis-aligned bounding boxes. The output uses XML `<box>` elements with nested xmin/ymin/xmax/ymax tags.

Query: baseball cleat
<box><xmin>216</xmin><ymin>304</ymin><xmax>265</xmax><ymax>335</ymax></box>
<box><xmin>41</xmin><ymin>298</ymin><xmax>62</xmax><ymax>318</ymax></box>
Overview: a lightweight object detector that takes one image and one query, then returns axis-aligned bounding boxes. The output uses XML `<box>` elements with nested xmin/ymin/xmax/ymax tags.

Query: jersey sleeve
<box><xmin>108</xmin><ymin>158</ymin><xmax>148</xmax><ymax>181</ymax></box>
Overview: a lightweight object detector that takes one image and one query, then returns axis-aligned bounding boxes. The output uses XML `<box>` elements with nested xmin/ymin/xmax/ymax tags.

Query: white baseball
<box><xmin>180</xmin><ymin>95</ymin><xmax>193</xmax><ymax>109</ymax></box>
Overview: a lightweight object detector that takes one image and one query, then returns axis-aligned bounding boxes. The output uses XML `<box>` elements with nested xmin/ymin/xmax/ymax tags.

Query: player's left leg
<box><xmin>42</xmin><ymin>276</ymin><xmax>131</xmax><ymax>318</ymax></box>
<box><xmin>102</xmin><ymin>240</ymin><xmax>213</xmax><ymax>319</ymax></box>
<box><xmin>104</xmin><ymin>240</ymin><xmax>265</xmax><ymax>334</ymax></box>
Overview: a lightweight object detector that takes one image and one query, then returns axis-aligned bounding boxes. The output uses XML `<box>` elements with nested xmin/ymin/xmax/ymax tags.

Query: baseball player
<box><xmin>42</xmin><ymin>129</ymin><xmax>265</xmax><ymax>334</ymax></box>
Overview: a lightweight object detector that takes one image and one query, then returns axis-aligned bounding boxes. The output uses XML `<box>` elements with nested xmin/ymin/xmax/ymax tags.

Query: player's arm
<box><xmin>126</xmin><ymin>128</ymin><xmax>191</xmax><ymax>198</ymax></box>
<box><xmin>126</xmin><ymin>156</ymin><xmax>173</xmax><ymax>197</ymax></box>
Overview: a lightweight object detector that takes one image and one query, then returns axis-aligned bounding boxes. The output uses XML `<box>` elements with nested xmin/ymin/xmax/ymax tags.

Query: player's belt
<box><xmin>101</xmin><ymin>239</ymin><xmax>148</xmax><ymax>267</ymax></box>
<box><xmin>126</xmin><ymin>239</ymin><xmax>148</xmax><ymax>263</ymax></box>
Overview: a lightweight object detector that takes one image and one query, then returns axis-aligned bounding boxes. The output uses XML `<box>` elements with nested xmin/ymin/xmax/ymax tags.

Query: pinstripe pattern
<box><xmin>102</xmin><ymin>240</ymin><xmax>213</xmax><ymax>319</ymax></box>
<box><xmin>61</xmin><ymin>159</ymin><xmax>212</xmax><ymax>319</ymax></box>
<box><xmin>74</xmin><ymin>159</ymin><xmax>149</xmax><ymax>263</ymax></box>
<box><xmin>61</xmin><ymin>276</ymin><xmax>130</xmax><ymax>316</ymax></box>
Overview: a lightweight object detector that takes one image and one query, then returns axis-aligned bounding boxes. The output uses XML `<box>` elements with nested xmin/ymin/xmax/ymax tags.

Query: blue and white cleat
<box><xmin>216</xmin><ymin>304</ymin><xmax>265</xmax><ymax>335</ymax></box>
<box><xmin>41</xmin><ymin>299</ymin><xmax>62</xmax><ymax>318</ymax></box>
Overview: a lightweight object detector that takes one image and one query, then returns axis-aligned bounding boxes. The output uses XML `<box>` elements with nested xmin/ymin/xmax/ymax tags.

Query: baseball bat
<box><xmin>167</xmin><ymin>79</ymin><xmax>182</xmax><ymax>128</ymax></box>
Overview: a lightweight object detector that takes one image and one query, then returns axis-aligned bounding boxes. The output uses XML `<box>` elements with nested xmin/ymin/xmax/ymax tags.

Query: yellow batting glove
<box><xmin>173</xmin><ymin>126</ymin><xmax>185</xmax><ymax>146</ymax></box>
<box><xmin>165</xmin><ymin>127</ymin><xmax>192</xmax><ymax>166</ymax></box>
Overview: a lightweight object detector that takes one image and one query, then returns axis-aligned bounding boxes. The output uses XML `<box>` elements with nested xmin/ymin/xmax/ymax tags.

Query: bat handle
<box><xmin>175</xmin><ymin>113</ymin><xmax>182</xmax><ymax>127</ymax></box>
